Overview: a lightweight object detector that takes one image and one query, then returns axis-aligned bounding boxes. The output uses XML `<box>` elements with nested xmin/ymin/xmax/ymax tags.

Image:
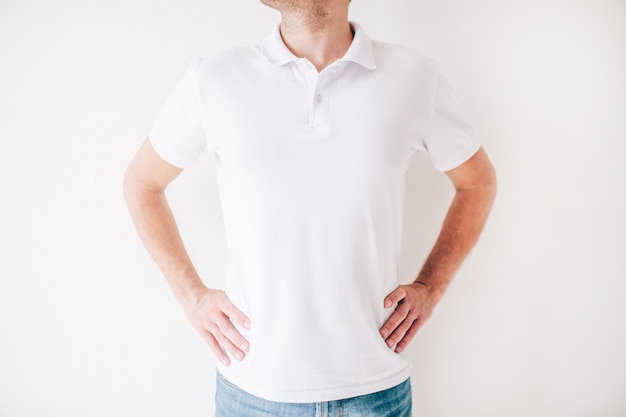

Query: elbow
<box><xmin>477</xmin><ymin>160</ymin><xmax>497</xmax><ymax>214</ymax></box>
<box><xmin>122</xmin><ymin>165</ymin><xmax>134</xmax><ymax>205</ymax></box>
<box><xmin>486</xmin><ymin>164</ymin><xmax>498</xmax><ymax>205</ymax></box>
<box><xmin>475</xmin><ymin>147</ymin><xmax>498</xmax><ymax>205</ymax></box>
<box><xmin>122</xmin><ymin>162</ymin><xmax>166</xmax><ymax>210</ymax></box>
<box><xmin>122</xmin><ymin>164</ymin><xmax>144</xmax><ymax>208</ymax></box>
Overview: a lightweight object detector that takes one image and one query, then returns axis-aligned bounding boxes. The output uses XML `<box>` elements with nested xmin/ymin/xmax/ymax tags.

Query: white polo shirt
<box><xmin>149</xmin><ymin>22</ymin><xmax>480</xmax><ymax>403</ymax></box>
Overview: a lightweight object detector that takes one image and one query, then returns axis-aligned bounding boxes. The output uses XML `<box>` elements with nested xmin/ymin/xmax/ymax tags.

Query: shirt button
<box><xmin>315</xmin><ymin>94</ymin><xmax>323</xmax><ymax>103</ymax></box>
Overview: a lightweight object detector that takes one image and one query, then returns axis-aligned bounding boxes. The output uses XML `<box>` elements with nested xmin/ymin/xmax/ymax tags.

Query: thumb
<box><xmin>384</xmin><ymin>286</ymin><xmax>406</xmax><ymax>308</ymax></box>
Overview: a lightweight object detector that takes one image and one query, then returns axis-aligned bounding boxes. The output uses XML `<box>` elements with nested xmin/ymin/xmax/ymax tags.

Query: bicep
<box><xmin>124</xmin><ymin>137</ymin><xmax>183</xmax><ymax>193</ymax></box>
<box><xmin>444</xmin><ymin>147</ymin><xmax>497</xmax><ymax>193</ymax></box>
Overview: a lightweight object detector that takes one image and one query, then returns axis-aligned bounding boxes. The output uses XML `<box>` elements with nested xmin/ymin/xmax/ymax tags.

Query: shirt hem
<box><xmin>215</xmin><ymin>363</ymin><xmax>413</xmax><ymax>403</ymax></box>
<box><xmin>434</xmin><ymin>140</ymin><xmax>481</xmax><ymax>172</ymax></box>
<box><xmin>148</xmin><ymin>134</ymin><xmax>195</xmax><ymax>169</ymax></box>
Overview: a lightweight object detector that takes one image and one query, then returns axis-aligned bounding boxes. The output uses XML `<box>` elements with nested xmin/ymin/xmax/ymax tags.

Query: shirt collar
<box><xmin>260</xmin><ymin>21</ymin><xmax>376</xmax><ymax>70</ymax></box>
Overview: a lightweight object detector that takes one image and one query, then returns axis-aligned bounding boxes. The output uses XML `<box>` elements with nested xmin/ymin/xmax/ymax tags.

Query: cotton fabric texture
<box><xmin>149</xmin><ymin>22</ymin><xmax>481</xmax><ymax>403</ymax></box>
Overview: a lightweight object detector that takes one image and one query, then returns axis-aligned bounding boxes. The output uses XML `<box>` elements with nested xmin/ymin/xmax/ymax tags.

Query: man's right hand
<box><xmin>124</xmin><ymin>139</ymin><xmax>251</xmax><ymax>367</ymax></box>
<box><xmin>183</xmin><ymin>288</ymin><xmax>251</xmax><ymax>366</ymax></box>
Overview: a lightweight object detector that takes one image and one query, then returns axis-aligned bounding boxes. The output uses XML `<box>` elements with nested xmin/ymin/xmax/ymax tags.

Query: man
<box><xmin>124</xmin><ymin>0</ymin><xmax>497</xmax><ymax>415</ymax></box>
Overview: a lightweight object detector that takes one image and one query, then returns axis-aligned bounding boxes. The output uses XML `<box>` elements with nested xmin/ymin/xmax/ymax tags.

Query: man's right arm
<box><xmin>123</xmin><ymin>138</ymin><xmax>250</xmax><ymax>366</ymax></box>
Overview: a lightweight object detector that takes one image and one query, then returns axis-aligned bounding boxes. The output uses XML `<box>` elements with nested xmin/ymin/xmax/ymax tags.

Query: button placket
<box><xmin>300</xmin><ymin>61</ymin><xmax>319</xmax><ymax>132</ymax></box>
<box><xmin>298</xmin><ymin>59</ymin><xmax>338</xmax><ymax>133</ymax></box>
<box><xmin>310</xmin><ymin>72</ymin><xmax>334</xmax><ymax>132</ymax></box>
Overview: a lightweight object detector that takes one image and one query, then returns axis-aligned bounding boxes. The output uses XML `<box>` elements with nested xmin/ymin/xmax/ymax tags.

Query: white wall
<box><xmin>1</xmin><ymin>1</ymin><xmax>624</xmax><ymax>416</ymax></box>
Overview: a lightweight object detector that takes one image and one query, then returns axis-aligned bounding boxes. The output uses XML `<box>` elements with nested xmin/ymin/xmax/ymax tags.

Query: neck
<box><xmin>278</xmin><ymin>3</ymin><xmax>353</xmax><ymax>72</ymax></box>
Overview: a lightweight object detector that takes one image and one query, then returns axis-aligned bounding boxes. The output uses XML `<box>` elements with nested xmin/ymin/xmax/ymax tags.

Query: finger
<box><xmin>200</xmin><ymin>330</ymin><xmax>231</xmax><ymax>366</ymax></box>
<box><xmin>214</xmin><ymin>327</ymin><xmax>247</xmax><ymax>362</ymax></box>
<box><xmin>384</xmin><ymin>286</ymin><xmax>407</xmax><ymax>308</ymax></box>
<box><xmin>379</xmin><ymin>303</ymin><xmax>411</xmax><ymax>339</ymax></box>
<box><xmin>386</xmin><ymin>316</ymin><xmax>416</xmax><ymax>349</ymax></box>
<box><xmin>221</xmin><ymin>299</ymin><xmax>251</xmax><ymax>331</ymax></box>
<box><xmin>395</xmin><ymin>320</ymin><xmax>422</xmax><ymax>353</ymax></box>
<box><xmin>214</xmin><ymin>314</ymin><xmax>249</xmax><ymax>358</ymax></box>
<box><xmin>221</xmin><ymin>320</ymin><xmax>250</xmax><ymax>353</ymax></box>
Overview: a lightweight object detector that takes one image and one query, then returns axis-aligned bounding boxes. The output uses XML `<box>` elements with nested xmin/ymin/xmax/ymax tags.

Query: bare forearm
<box><xmin>381</xmin><ymin>149</ymin><xmax>496</xmax><ymax>351</ymax></box>
<box><xmin>416</xmin><ymin>180</ymin><xmax>496</xmax><ymax>301</ymax></box>
<box><xmin>123</xmin><ymin>184</ymin><xmax>205</xmax><ymax>308</ymax></box>
<box><xmin>123</xmin><ymin>139</ymin><xmax>250</xmax><ymax>364</ymax></box>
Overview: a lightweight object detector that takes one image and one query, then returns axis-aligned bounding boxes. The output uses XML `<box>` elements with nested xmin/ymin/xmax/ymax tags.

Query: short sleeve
<box><xmin>148</xmin><ymin>59</ymin><xmax>207</xmax><ymax>169</ymax></box>
<box><xmin>421</xmin><ymin>71</ymin><xmax>481</xmax><ymax>172</ymax></box>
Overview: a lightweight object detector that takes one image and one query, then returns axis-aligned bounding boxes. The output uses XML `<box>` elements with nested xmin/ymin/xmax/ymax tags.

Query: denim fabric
<box><xmin>215</xmin><ymin>372</ymin><xmax>412</xmax><ymax>417</ymax></box>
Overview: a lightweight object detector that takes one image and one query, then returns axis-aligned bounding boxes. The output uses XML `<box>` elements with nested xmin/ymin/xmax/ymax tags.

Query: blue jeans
<box><xmin>215</xmin><ymin>372</ymin><xmax>412</xmax><ymax>417</ymax></box>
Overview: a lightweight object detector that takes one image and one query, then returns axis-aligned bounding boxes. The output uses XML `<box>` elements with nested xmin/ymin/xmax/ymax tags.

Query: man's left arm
<box><xmin>380</xmin><ymin>147</ymin><xmax>497</xmax><ymax>353</ymax></box>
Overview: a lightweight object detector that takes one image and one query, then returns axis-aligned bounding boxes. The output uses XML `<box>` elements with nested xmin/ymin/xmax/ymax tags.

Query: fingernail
<box><xmin>241</xmin><ymin>343</ymin><xmax>249</xmax><ymax>352</ymax></box>
<box><xmin>381</xmin><ymin>329</ymin><xmax>389</xmax><ymax>338</ymax></box>
<box><xmin>386</xmin><ymin>339</ymin><xmax>394</xmax><ymax>348</ymax></box>
<box><xmin>244</xmin><ymin>320</ymin><xmax>251</xmax><ymax>330</ymax></box>
<box><xmin>384</xmin><ymin>300</ymin><xmax>391</xmax><ymax>308</ymax></box>
<box><xmin>235</xmin><ymin>352</ymin><xmax>244</xmax><ymax>361</ymax></box>
<box><xmin>222</xmin><ymin>359</ymin><xmax>230</xmax><ymax>366</ymax></box>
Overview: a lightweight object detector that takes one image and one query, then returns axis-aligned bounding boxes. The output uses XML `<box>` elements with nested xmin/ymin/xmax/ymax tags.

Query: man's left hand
<box><xmin>380</xmin><ymin>283</ymin><xmax>435</xmax><ymax>353</ymax></box>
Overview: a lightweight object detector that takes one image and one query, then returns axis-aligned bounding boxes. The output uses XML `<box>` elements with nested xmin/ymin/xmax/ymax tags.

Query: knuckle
<box><xmin>395</xmin><ymin>305</ymin><xmax>410</xmax><ymax>318</ymax></box>
<box><xmin>223</xmin><ymin>328</ymin><xmax>240</xmax><ymax>344</ymax></box>
<box><xmin>387</xmin><ymin>315</ymin><xmax>402</xmax><ymax>328</ymax></box>
<box><xmin>203</xmin><ymin>304</ymin><xmax>219</xmax><ymax>318</ymax></box>
<box><xmin>393</xmin><ymin>319</ymin><xmax>412</xmax><ymax>336</ymax></box>
<box><xmin>204</xmin><ymin>334</ymin><xmax>220</xmax><ymax>350</ymax></box>
<box><xmin>214</xmin><ymin>313</ymin><xmax>231</xmax><ymax>329</ymax></box>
